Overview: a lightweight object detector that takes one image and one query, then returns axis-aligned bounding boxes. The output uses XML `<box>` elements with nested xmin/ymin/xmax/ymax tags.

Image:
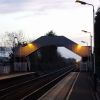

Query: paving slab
<box><xmin>66</xmin><ymin>72</ymin><xmax>96</xmax><ymax>100</ymax></box>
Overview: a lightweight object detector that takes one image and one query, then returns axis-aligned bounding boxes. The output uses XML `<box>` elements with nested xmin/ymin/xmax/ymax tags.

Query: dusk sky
<box><xmin>0</xmin><ymin>0</ymin><xmax>100</xmax><ymax>60</ymax></box>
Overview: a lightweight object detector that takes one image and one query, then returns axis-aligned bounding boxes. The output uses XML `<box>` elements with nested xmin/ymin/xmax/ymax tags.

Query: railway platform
<box><xmin>0</xmin><ymin>72</ymin><xmax>35</xmax><ymax>80</ymax></box>
<box><xmin>66</xmin><ymin>72</ymin><xmax>96</xmax><ymax>100</ymax></box>
<box><xmin>39</xmin><ymin>72</ymin><xmax>100</xmax><ymax>100</ymax></box>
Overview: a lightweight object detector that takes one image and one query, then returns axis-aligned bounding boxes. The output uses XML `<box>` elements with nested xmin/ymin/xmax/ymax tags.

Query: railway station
<box><xmin>0</xmin><ymin>0</ymin><xmax>100</xmax><ymax>100</ymax></box>
<box><xmin>0</xmin><ymin>35</ymin><xmax>99</xmax><ymax>100</ymax></box>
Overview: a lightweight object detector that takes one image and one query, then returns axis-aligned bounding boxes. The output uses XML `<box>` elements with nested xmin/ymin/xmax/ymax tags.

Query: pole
<box><xmin>87</xmin><ymin>3</ymin><xmax>96</xmax><ymax>92</ymax></box>
<box><xmin>76</xmin><ymin>1</ymin><xmax>96</xmax><ymax>91</ymax></box>
<box><xmin>89</xmin><ymin>4</ymin><xmax>96</xmax><ymax>92</ymax></box>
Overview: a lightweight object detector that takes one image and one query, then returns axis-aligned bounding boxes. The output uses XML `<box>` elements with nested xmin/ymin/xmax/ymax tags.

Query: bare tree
<box><xmin>4</xmin><ymin>31</ymin><xmax>26</xmax><ymax>47</ymax></box>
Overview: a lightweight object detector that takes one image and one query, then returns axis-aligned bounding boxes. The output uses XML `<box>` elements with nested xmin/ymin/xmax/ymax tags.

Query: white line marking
<box><xmin>66</xmin><ymin>72</ymin><xmax>80</xmax><ymax>100</ymax></box>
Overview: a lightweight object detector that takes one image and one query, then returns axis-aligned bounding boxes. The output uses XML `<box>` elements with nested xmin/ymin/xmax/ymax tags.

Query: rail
<box><xmin>0</xmin><ymin>65</ymin><xmax>76</xmax><ymax>100</ymax></box>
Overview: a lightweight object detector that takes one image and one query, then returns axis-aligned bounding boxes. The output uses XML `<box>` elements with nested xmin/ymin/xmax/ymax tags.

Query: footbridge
<box><xmin>15</xmin><ymin>36</ymin><xmax>90</xmax><ymax>57</ymax></box>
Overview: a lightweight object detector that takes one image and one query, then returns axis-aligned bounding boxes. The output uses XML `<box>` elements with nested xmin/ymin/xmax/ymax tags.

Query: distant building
<box><xmin>0</xmin><ymin>47</ymin><xmax>11</xmax><ymax>74</ymax></box>
<box><xmin>0</xmin><ymin>47</ymin><xmax>11</xmax><ymax>57</ymax></box>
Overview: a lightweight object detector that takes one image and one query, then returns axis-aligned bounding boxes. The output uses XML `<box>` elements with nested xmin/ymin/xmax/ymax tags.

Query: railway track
<box><xmin>0</xmin><ymin>72</ymin><xmax>37</xmax><ymax>90</ymax></box>
<box><xmin>0</xmin><ymin>66</ymin><xmax>76</xmax><ymax>100</ymax></box>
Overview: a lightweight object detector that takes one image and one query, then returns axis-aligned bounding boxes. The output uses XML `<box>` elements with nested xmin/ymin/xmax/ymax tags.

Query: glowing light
<box><xmin>77</xmin><ymin>44</ymin><xmax>82</xmax><ymax>50</ymax></box>
<box><xmin>17</xmin><ymin>43</ymin><xmax>38</xmax><ymax>57</ymax></box>
<box><xmin>27</xmin><ymin>43</ymin><xmax>33</xmax><ymax>47</ymax></box>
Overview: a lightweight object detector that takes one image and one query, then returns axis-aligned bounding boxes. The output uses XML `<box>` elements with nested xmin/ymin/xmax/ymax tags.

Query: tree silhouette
<box><xmin>6</xmin><ymin>32</ymin><xmax>26</xmax><ymax>72</ymax></box>
<box><xmin>46</xmin><ymin>30</ymin><xmax>56</xmax><ymax>36</ymax></box>
<box><xmin>95</xmin><ymin>8</ymin><xmax>100</xmax><ymax>78</ymax></box>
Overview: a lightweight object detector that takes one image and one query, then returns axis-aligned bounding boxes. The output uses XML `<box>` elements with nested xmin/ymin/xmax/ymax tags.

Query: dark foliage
<box><xmin>46</xmin><ymin>30</ymin><xmax>56</xmax><ymax>36</ymax></box>
<box><xmin>94</xmin><ymin>8</ymin><xmax>100</xmax><ymax>78</ymax></box>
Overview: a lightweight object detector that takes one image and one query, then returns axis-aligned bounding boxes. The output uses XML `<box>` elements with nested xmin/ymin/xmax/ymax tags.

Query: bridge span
<box><xmin>15</xmin><ymin>36</ymin><xmax>90</xmax><ymax>57</ymax></box>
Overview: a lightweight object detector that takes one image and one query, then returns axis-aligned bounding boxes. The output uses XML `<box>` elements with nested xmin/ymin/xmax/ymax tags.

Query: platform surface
<box><xmin>39</xmin><ymin>72</ymin><xmax>98</xmax><ymax>100</ymax></box>
<box><xmin>66</xmin><ymin>72</ymin><xmax>96</xmax><ymax>100</ymax></box>
<box><xmin>0</xmin><ymin>72</ymin><xmax>35</xmax><ymax>80</ymax></box>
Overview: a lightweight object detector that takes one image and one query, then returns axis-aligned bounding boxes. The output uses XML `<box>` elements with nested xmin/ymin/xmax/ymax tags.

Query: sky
<box><xmin>0</xmin><ymin>0</ymin><xmax>100</xmax><ymax>60</ymax></box>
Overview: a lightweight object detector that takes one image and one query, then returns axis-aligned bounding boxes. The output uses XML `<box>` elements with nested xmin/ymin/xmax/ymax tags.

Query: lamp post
<box><xmin>13</xmin><ymin>36</ymin><xmax>18</xmax><ymax>72</ymax></box>
<box><xmin>14</xmin><ymin>37</ymin><xmax>18</xmax><ymax>46</ymax></box>
<box><xmin>81</xmin><ymin>40</ymin><xmax>88</xmax><ymax>46</ymax></box>
<box><xmin>76</xmin><ymin>0</ymin><xmax>96</xmax><ymax>91</ymax></box>
<box><xmin>81</xmin><ymin>30</ymin><xmax>92</xmax><ymax>53</ymax></box>
<box><xmin>81</xmin><ymin>30</ymin><xmax>93</xmax><ymax>73</ymax></box>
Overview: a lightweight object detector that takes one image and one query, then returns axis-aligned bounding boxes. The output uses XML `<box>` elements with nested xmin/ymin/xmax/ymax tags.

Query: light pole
<box><xmin>81</xmin><ymin>30</ymin><xmax>93</xmax><ymax>72</ymax></box>
<box><xmin>81</xmin><ymin>30</ymin><xmax>92</xmax><ymax>53</ymax></box>
<box><xmin>13</xmin><ymin>36</ymin><xmax>18</xmax><ymax>72</ymax></box>
<box><xmin>76</xmin><ymin>0</ymin><xmax>96</xmax><ymax>91</ymax></box>
<box><xmin>14</xmin><ymin>37</ymin><xmax>18</xmax><ymax>46</ymax></box>
<box><xmin>81</xmin><ymin>40</ymin><xmax>88</xmax><ymax>46</ymax></box>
